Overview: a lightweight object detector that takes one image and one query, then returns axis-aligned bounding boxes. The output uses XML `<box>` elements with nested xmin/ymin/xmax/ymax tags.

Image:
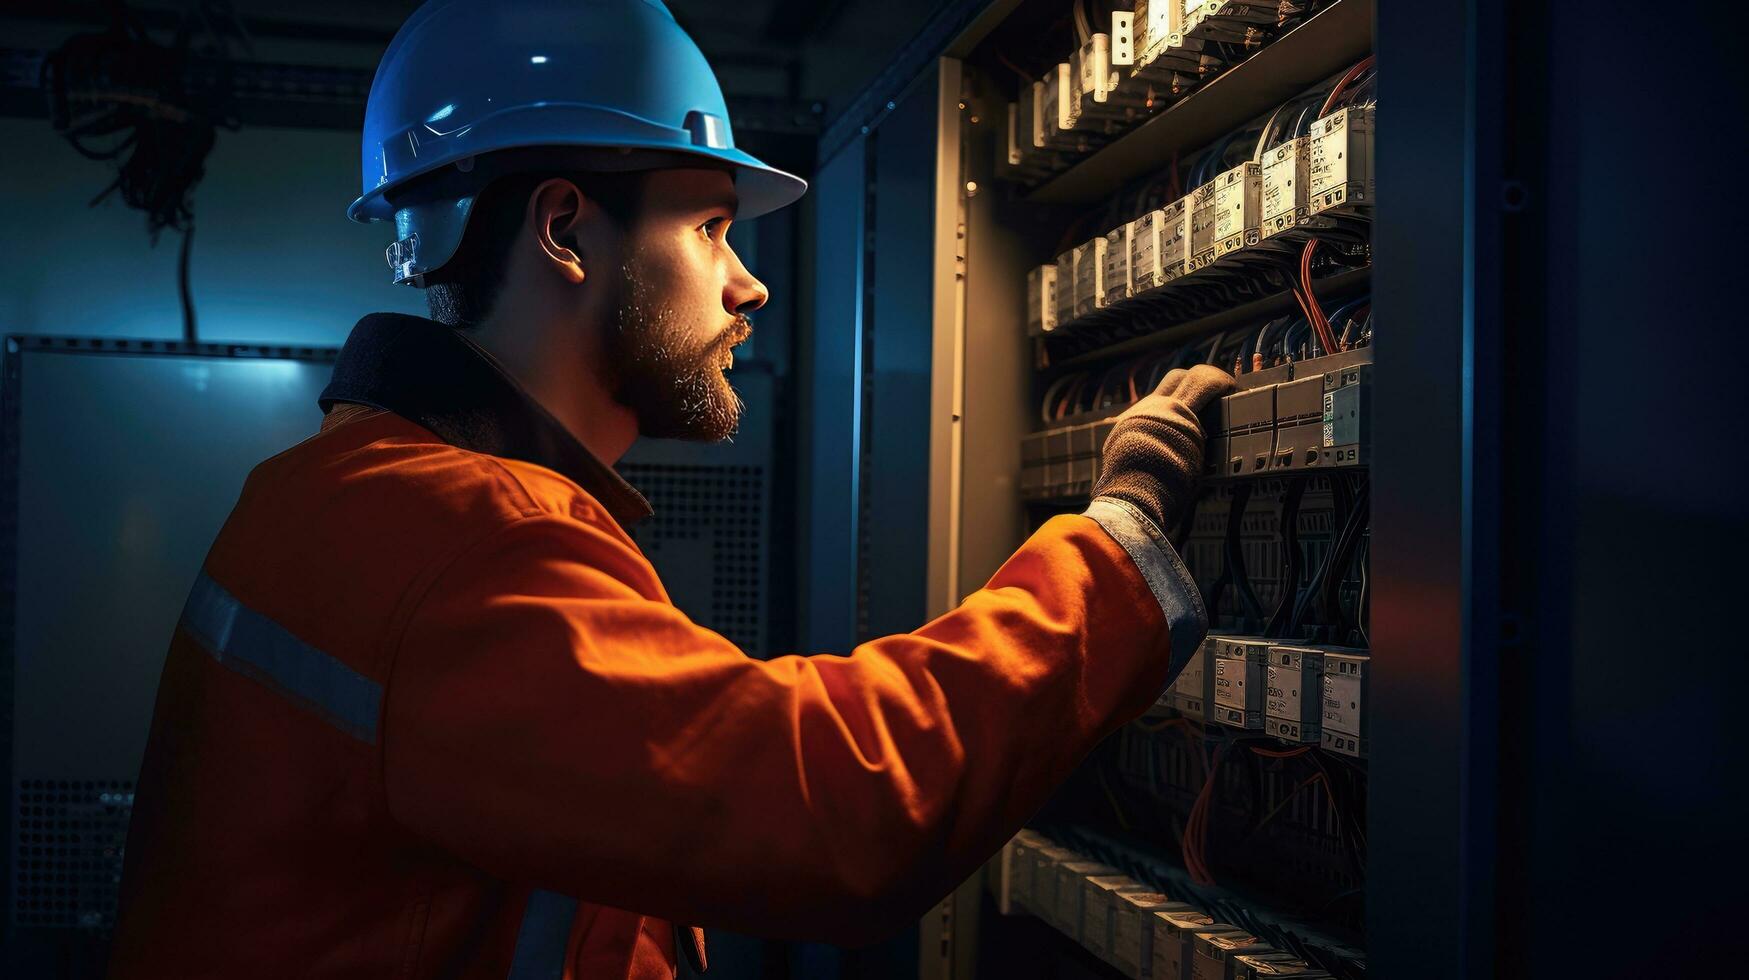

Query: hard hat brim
<box><xmin>349</xmin><ymin>143</ymin><xmax>807</xmax><ymax>224</ymax></box>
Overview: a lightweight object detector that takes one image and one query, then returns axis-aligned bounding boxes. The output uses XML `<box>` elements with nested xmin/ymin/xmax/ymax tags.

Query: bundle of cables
<box><xmin>40</xmin><ymin>0</ymin><xmax>252</xmax><ymax>343</ymax></box>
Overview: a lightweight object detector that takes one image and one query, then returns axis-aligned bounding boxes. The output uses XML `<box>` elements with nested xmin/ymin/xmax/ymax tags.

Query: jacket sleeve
<box><xmin>383</xmin><ymin>496</ymin><xmax>1205</xmax><ymax>944</ymax></box>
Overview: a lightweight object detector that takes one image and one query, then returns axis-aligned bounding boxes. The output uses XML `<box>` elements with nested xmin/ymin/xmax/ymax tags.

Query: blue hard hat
<box><xmin>351</xmin><ymin>0</ymin><xmax>808</xmax><ymax>284</ymax></box>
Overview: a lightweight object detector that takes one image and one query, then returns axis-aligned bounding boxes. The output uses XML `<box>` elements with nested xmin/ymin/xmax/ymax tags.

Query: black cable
<box><xmin>1265</xmin><ymin>478</ymin><xmax>1306</xmax><ymax>637</ymax></box>
<box><xmin>1171</xmin><ymin>490</ymin><xmax>1201</xmax><ymax>556</ymax></box>
<box><xmin>1319</xmin><ymin>478</ymin><xmax>1369</xmax><ymax>632</ymax></box>
<box><xmin>1225</xmin><ymin>483</ymin><xmax>1266</xmax><ymax>628</ymax></box>
<box><xmin>1353</xmin><ymin>532</ymin><xmax>1371</xmax><ymax>648</ymax></box>
<box><xmin>178</xmin><ymin>223</ymin><xmax>197</xmax><ymax>343</ymax></box>
<box><xmin>1291</xmin><ymin>476</ymin><xmax>1350</xmax><ymax>633</ymax></box>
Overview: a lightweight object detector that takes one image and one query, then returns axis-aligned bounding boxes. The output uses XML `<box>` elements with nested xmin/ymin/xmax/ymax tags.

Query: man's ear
<box><xmin>529</xmin><ymin>177</ymin><xmax>590</xmax><ymax>284</ymax></box>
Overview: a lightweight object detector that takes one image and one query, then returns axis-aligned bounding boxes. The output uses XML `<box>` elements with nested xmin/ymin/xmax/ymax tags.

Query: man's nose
<box><xmin>725</xmin><ymin>255</ymin><xmax>768</xmax><ymax>315</ymax></box>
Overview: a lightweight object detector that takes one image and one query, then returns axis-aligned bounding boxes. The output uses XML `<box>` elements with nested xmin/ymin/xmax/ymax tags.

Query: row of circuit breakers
<box><xmin>1023</xmin><ymin>100</ymin><xmax>1373</xmax><ymax>338</ymax></box>
<box><xmin>986</xmin><ymin>830</ymin><xmax>1345</xmax><ymax>979</ymax></box>
<box><xmin>1007</xmin><ymin>1</ymin><xmax>1324</xmax><ymax>182</ymax></box>
<box><xmin>1168</xmin><ymin>633</ymin><xmax>1368</xmax><ymax>757</ymax></box>
<box><xmin>1021</xmin><ymin>349</ymin><xmax>1371</xmax><ymax>501</ymax></box>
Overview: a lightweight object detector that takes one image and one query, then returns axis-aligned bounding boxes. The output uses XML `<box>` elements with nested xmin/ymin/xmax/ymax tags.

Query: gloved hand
<box><xmin>1091</xmin><ymin>364</ymin><xmax>1236</xmax><ymax>534</ymax></box>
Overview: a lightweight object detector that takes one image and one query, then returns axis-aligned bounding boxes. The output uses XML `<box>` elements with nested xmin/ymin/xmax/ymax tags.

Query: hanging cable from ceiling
<box><xmin>39</xmin><ymin>0</ymin><xmax>253</xmax><ymax>344</ymax></box>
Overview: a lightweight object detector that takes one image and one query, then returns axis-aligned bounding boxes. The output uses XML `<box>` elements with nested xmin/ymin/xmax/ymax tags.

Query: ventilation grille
<box><xmin>622</xmin><ymin>463</ymin><xmax>769</xmax><ymax>657</ymax></box>
<box><xmin>12</xmin><ymin>779</ymin><xmax>133</xmax><ymax>929</ymax></box>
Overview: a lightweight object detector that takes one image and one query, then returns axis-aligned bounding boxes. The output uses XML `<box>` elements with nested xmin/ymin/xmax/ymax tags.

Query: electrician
<box><xmin>106</xmin><ymin>1</ymin><xmax>1235</xmax><ymax>977</ymax></box>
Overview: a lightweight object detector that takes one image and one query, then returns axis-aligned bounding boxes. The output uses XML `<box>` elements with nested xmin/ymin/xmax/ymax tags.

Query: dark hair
<box><xmin>423</xmin><ymin>169</ymin><xmax>650</xmax><ymax>328</ymax></box>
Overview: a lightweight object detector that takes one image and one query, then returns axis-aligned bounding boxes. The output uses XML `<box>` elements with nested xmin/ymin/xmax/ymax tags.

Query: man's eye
<box><xmin>701</xmin><ymin>217</ymin><xmax>728</xmax><ymax>240</ymax></box>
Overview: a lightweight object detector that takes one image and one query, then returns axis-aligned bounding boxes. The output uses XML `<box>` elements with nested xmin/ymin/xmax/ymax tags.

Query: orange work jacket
<box><xmin>106</xmin><ymin>314</ymin><xmax>1205</xmax><ymax>979</ymax></box>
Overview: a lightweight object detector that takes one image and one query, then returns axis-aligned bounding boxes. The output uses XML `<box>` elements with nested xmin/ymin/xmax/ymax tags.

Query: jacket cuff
<box><xmin>1082</xmin><ymin>496</ymin><xmax>1209</xmax><ymax>684</ymax></box>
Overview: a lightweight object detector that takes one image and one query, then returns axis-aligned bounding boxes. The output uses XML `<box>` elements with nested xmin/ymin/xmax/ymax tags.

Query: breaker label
<box><xmin>1266</xmin><ymin>665</ymin><xmax>1298</xmax><ymax>716</ymax></box>
<box><xmin>1323</xmin><ymin>673</ymin><xmax>1362</xmax><ymax>734</ymax></box>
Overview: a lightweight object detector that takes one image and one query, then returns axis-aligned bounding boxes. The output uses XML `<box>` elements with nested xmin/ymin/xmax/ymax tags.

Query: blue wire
<box><xmin>1325</xmin><ymin>295</ymin><xmax>1370</xmax><ymax>343</ymax></box>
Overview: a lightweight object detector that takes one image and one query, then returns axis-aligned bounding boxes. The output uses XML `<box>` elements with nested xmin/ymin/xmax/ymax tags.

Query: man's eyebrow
<box><xmin>685</xmin><ymin>187</ymin><xmax>739</xmax><ymax>216</ymax></box>
<box><xmin>675</xmin><ymin>183</ymin><xmax>738</xmax><ymax>216</ymax></box>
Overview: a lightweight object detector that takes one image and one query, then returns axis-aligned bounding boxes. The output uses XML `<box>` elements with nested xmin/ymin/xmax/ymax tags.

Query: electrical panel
<box><xmin>885</xmin><ymin>0</ymin><xmax>1384</xmax><ymax>975</ymax></box>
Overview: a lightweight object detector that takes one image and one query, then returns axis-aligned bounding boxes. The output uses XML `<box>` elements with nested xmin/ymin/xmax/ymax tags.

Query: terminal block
<box><xmin>1152</xmin><ymin>909</ymin><xmax>1229</xmax><ymax>980</ymax></box>
<box><xmin>1026</xmin><ymin>263</ymin><xmax>1058</xmax><ymax>337</ymax></box>
<box><xmin>1069</xmin><ymin>15</ymin><xmax>1147</xmax><ymax>133</ymax></box>
<box><xmin>1004</xmin><ymin>97</ymin><xmax>1063</xmax><ymax>182</ymax></box>
<box><xmin>1236</xmin><ymin>952</ymin><xmax>1337</xmax><ymax>978</ymax></box>
<box><xmin>1054</xmin><ymin>250</ymin><xmax>1077</xmax><ymax>327</ymax></box>
<box><xmin>1320</xmin><ymin>650</ymin><xmax>1368</xmax><ymax>757</ymax></box>
<box><xmin>1190</xmin><ymin>180</ymin><xmax>1221</xmax><ymax>269</ymax></box>
<box><xmin>1195</xmin><ymin>929</ymin><xmax>1276</xmax><ymax>980</ymax></box>
<box><xmin>1264</xmin><ymin>644</ymin><xmax>1326</xmax><ymax>743</ymax></box>
<box><xmin>1053</xmin><ymin>859</ymin><xmax>1119</xmax><ymax>941</ymax></box>
<box><xmin>1029</xmin><ymin>842</ymin><xmax>1079</xmax><ymax>921</ymax></box>
<box><xmin>1213</xmin><ymin>161</ymin><xmax>1263</xmax><ymax>258</ymax></box>
<box><xmin>1073</xmin><ymin>237</ymin><xmax>1109</xmax><ymax>318</ymax></box>
<box><xmin>1034</xmin><ymin>70</ymin><xmax>1096</xmax><ymax>156</ymax></box>
<box><xmin>1113</xmin><ymin>892</ymin><xmax>1194</xmax><ymax>979</ymax></box>
<box><xmin>1212</xmin><ymin>636</ymin><xmax>1271</xmax><ymax>729</ymax></box>
<box><xmin>1308</xmin><ymin>105</ymin><xmax>1375</xmax><ymax>218</ymax></box>
<box><xmin>1132</xmin><ymin>0</ymin><xmax>1184</xmax><ymax>74</ymax></box>
<box><xmin>1103</xmin><ymin>224</ymin><xmax>1133</xmax><ymax>306</ymax></box>
<box><xmin>1189</xmin><ymin>1</ymin><xmax>1279</xmax><ymax>46</ymax></box>
<box><xmin>1082</xmin><ymin>875</ymin><xmax>1145</xmax><ymax>961</ymax></box>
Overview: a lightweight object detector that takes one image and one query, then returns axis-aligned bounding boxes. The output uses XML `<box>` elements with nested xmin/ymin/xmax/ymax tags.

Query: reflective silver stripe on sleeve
<box><xmin>508</xmin><ymin>890</ymin><xmax>580</xmax><ymax>980</ymax></box>
<box><xmin>1082</xmin><ymin>496</ymin><xmax>1210</xmax><ymax>679</ymax></box>
<box><xmin>178</xmin><ymin>571</ymin><xmax>383</xmax><ymax>743</ymax></box>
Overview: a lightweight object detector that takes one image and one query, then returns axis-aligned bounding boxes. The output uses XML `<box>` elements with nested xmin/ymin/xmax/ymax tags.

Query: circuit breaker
<box><xmin>1220</xmin><ymin>385</ymin><xmax>1275</xmax><ymax>476</ymax></box>
<box><xmin>1072</xmin><ymin>236</ymin><xmax>1109</xmax><ymax>317</ymax></box>
<box><xmin>1322</xmin><ymin>363</ymin><xmax>1370</xmax><ymax>466</ymax></box>
<box><xmin>1213</xmin><ymin>161</ymin><xmax>1263</xmax><ymax>257</ymax></box>
<box><xmin>1265</xmin><ymin>644</ymin><xmax>1325</xmax><ymax>743</ymax></box>
<box><xmin>1190</xmin><ymin>181</ymin><xmax>1220</xmax><ymax>269</ymax></box>
<box><xmin>1103</xmin><ymin>224</ymin><xmax>1132</xmax><ymax>305</ymax></box>
<box><xmin>1212</xmin><ymin>636</ymin><xmax>1271</xmax><ymax>729</ymax></box>
<box><xmin>1129</xmin><ymin>197</ymin><xmax>1191</xmax><ymax>292</ymax></box>
<box><xmin>1308</xmin><ymin>104</ymin><xmax>1374</xmax><ymax>217</ymax></box>
<box><xmin>1320</xmin><ymin>651</ymin><xmax>1369</xmax><ymax>757</ymax></box>
<box><xmin>1261</xmin><ymin>135</ymin><xmax>1333</xmax><ymax>239</ymax></box>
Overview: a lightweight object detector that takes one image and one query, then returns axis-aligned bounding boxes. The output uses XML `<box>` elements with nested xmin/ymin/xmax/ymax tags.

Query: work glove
<box><xmin>1091</xmin><ymin>364</ymin><xmax>1236</xmax><ymax>534</ymax></box>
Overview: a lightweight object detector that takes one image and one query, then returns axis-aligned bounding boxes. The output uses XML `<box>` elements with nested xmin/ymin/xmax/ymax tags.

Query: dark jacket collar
<box><xmin>319</xmin><ymin>312</ymin><xmax>652</xmax><ymax>527</ymax></box>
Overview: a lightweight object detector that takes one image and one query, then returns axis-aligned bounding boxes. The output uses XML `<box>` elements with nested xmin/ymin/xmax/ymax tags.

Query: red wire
<box><xmin>1249</xmin><ymin>744</ymin><xmax>1314</xmax><ymax>759</ymax></box>
<box><xmin>1321</xmin><ymin>55</ymin><xmax>1376</xmax><ymax>115</ymax></box>
<box><xmin>1302</xmin><ymin>238</ymin><xmax>1338</xmax><ymax>355</ymax></box>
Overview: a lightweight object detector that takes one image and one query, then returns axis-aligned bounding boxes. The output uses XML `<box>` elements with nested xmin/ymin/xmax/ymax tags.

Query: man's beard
<box><xmin>606</xmin><ymin>258</ymin><xmax>750</xmax><ymax>442</ymax></box>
